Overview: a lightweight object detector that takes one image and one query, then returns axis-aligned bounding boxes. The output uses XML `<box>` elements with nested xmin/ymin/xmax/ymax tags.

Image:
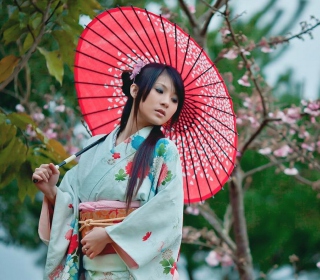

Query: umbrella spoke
<box><xmin>82</xmin><ymin>24</ymin><xmax>138</xmax><ymax>65</ymax></box>
<box><xmin>160</xmin><ymin>15</ymin><xmax>172</xmax><ymax>66</ymax></box>
<box><xmin>185</xmin><ymin>81</ymin><xmax>223</xmax><ymax>92</ymax></box>
<box><xmin>175</xmin><ymin>119</ymin><xmax>202</xmax><ymax>201</ymax></box>
<box><xmin>74</xmin><ymin>65</ymin><xmax>117</xmax><ymax>77</ymax></box>
<box><xmin>75</xmin><ymin>50</ymin><xmax>123</xmax><ymax>70</ymax></box>
<box><xmin>74</xmin><ymin>81</ymin><xmax>122</xmax><ymax>87</ymax></box>
<box><xmin>185</xmin><ymin>99</ymin><xmax>237</xmax><ymax>133</ymax></box>
<box><xmin>182</xmin><ymin>101</ymin><xmax>237</xmax><ymax>165</ymax></box>
<box><xmin>182</xmin><ymin>48</ymin><xmax>204</xmax><ymax>83</ymax></box>
<box><xmin>145</xmin><ymin>9</ymin><xmax>167</xmax><ymax>64</ymax></box>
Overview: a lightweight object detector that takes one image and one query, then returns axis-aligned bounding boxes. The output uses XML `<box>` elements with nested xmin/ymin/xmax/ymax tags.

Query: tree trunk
<box><xmin>229</xmin><ymin>168</ymin><xmax>254</xmax><ymax>280</ymax></box>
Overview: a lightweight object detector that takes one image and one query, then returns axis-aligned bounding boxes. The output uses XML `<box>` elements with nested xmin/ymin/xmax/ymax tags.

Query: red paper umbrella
<box><xmin>74</xmin><ymin>6</ymin><xmax>238</xmax><ymax>204</ymax></box>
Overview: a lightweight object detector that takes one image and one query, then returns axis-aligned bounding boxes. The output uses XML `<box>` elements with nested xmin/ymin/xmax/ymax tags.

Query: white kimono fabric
<box><xmin>39</xmin><ymin>126</ymin><xmax>184</xmax><ymax>280</ymax></box>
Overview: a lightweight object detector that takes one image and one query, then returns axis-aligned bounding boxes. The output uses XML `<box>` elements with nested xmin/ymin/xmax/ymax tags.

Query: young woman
<box><xmin>32</xmin><ymin>63</ymin><xmax>185</xmax><ymax>280</ymax></box>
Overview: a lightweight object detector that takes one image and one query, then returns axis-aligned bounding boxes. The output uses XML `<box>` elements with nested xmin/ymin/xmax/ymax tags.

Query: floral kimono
<box><xmin>38</xmin><ymin>126</ymin><xmax>184</xmax><ymax>280</ymax></box>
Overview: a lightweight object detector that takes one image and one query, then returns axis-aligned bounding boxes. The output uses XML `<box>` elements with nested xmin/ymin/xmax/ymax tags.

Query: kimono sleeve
<box><xmin>105</xmin><ymin>139</ymin><xmax>184</xmax><ymax>269</ymax></box>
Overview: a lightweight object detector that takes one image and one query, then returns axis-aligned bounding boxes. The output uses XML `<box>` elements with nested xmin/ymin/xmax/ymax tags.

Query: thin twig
<box><xmin>0</xmin><ymin>1</ymin><xmax>54</xmax><ymax>91</ymax></box>
<box><xmin>198</xmin><ymin>203</ymin><xmax>237</xmax><ymax>252</ymax></box>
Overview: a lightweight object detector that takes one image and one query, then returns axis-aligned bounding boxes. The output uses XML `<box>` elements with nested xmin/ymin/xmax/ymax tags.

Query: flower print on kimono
<box><xmin>49</xmin><ymin>218</ymin><xmax>80</xmax><ymax>280</ymax></box>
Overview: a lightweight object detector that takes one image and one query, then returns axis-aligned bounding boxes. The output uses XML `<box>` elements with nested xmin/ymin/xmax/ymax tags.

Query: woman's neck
<box><xmin>116</xmin><ymin>109</ymin><xmax>146</xmax><ymax>146</ymax></box>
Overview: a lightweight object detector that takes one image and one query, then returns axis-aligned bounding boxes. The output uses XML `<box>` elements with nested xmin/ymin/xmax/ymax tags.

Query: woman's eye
<box><xmin>156</xmin><ymin>88</ymin><xmax>163</xmax><ymax>94</ymax></box>
<box><xmin>172</xmin><ymin>98</ymin><xmax>178</xmax><ymax>103</ymax></box>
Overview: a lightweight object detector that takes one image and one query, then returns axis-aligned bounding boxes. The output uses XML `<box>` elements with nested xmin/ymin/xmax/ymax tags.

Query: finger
<box><xmin>35</xmin><ymin>167</ymin><xmax>52</xmax><ymax>180</ymax></box>
<box><xmin>49</xmin><ymin>163</ymin><xmax>60</xmax><ymax>175</ymax></box>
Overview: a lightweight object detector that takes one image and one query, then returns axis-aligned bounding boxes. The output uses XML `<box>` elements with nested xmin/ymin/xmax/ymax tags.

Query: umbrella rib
<box><xmin>160</xmin><ymin>15</ymin><xmax>172</xmax><ymax>66</ymax></box>
<box><xmin>129</xmin><ymin>7</ymin><xmax>160</xmax><ymax>63</ymax></box>
<box><xmin>74</xmin><ymin>81</ymin><xmax>122</xmax><ymax>87</ymax></box>
<box><xmin>185</xmin><ymin>99</ymin><xmax>237</xmax><ymax>134</ymax></box>
<box><xmin>184</xmin><ymin>117</ymin><xmax>223</xmax><ymax>195</ymax></box>
<box><xmin>78</xmin><ymin>95</ymin><xmax>125</xmax><ymax>99</ymax></box>
<box><xmin>180</xmin><ymin>104</ymin><xmax>234</xmax><ymax>176</ymax></box>
<box><xmin>143</xmin><ymin>9</ymin><xmax>164</xmax><ymax>62</ymax></box>
<box><xmin>185</xmin><ymin>94</ymin><xmax>232</xmax><ymax>100</ymax></box>
<box><xmin>83</xmin><ymin>24</ymin><xmax>138</xmax><ymax>65</ymax></box>
<box><xmin>179</xmin><ymin>35</ymin><xmax>191</xmax><ymax>76</ymax></box>
<box><xmin>178</xmin><ymin>120</ymin><xmax>215</xmax><ymax>201</ymax></box>
<box><xmin>91</xmin><ymin>117</ymin><xmax>121</xmax><ymax>133</ymax></box>
<box><xmin>74</xmin><ymin>65</ymin><xmax>119</xmax><ymax>77</ymax></box>
<box><xmin>184</xmin><ymin>64</ymin><xmax>214</xmax><ymax>88</ymax></box>
<box><xmin>192</xmin><ymin>100</ymin><xmax>236</xmax><ymax>117</ymax></box>
<box><xmin>186</xmin><ymin>81</ymin><xmax>223</xmax><ymax>92</ymax></box>
<box><xmin>82</xmin><ymin>105</ymin><xmax>123</xmax><ymax>117</ymax></box>
<box><xmin>174</xmin><ymin>24</ymin><xmax>178</xmax><ymax>69</ymax></box>
<box><xmin>75</xmin><ymin>50</ymin><xmax>123</xmax><ymax>70</ymax></box>
<box><xmin>175</xmin><ymin>119</ymin><xmax>195</xmax><ymax>204</ymax></box>
<box><xmin>144</xmin><ymin>9</ymin><xmax>167</xmax><ymax>64</ymax></box>
<box><xmin>78</xmin><ymin>36</ymin><xmax>133</xmax><ymax>69</ymax></box>
<box><xmin>114</xmin><ymin>7</ymin><xmax>153</xmax><ymax>63</ymax></box>
<box><xmin>182</xmin><ymin>48</ymin><xmax>204</xmax><ymax>83</ymax></box>
<box><xmin>183</xmin><ymin>100</ymin><xmax>237</xmax><ymax>164</ymax></box>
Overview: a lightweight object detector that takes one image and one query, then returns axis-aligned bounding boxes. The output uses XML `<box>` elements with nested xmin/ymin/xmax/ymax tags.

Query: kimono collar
<box><xmin>111</xmin><ymin>125</ymin><xmax>154</xmax><ymax>149</ymax></box>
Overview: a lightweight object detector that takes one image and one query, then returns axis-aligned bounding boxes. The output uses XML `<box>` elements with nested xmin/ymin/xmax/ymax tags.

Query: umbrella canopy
<box><xmin>74</xmin><ymin>6</ymin><xmax>238</xmax><ymax>204</ymax></box>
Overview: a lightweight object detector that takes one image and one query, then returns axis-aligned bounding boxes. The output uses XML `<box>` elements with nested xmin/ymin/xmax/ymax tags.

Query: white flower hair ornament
<box><xmin>129</xmin><ymin>60</ymin><xmax>146</xmax><ymax>80</ymax></box>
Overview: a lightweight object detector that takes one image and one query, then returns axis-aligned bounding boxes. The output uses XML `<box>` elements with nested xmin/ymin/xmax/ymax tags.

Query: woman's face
<box><xmin>136</xmin><ymin>72</ymin><xmax>179</xmax><ymax>127</ymax></box>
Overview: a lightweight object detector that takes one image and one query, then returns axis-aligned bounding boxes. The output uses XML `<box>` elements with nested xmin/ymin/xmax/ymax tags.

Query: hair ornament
<box><xmin>130</xmin><ymin>60</ymin><xmax>146</xmax><ymax>80</ymax></box>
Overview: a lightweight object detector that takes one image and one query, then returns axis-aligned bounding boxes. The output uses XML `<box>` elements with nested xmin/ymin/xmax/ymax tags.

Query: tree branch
<box><xmin>198</xmin><ymin>203</ymin><xmax>237</xmax><ymax>252</ymax></box>
<box><xmin>178</xmin><ymin>0</ymin><xmax>199</xmax><ymax>31</ymax></box>
<box><xmin>0</xmin><ymin>1</ymin><xmax>54</xmax><ymax>91</ymax></box>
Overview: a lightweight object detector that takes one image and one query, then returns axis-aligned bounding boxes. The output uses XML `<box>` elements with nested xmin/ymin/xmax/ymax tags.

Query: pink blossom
<box><xmin>238</xmin><ymin>75</ymin><xmax>251</xmax><ymax>87</ymax></box>
<box><xmin>172</xmin><ymin>269</ymin><xmax>179</xmax><ymax>280</ymax></box>
<box><xmin>205</xmin><ymin>251</ymin><xmax>220</xmax><ymax>267</ymax></box>
<box><xmin>284</xmin><ymin>168</ymin><xmax>298</xmax><ymax>176</ymax></box>
<box><xmin>223</xmin><ymin>49</ymin><xmax>238</xmax><ymax>60</ymax></box>
<box><xmin>301</xmin><ymin>143</ymin><xmax>315</xmax><ymax>151</ymax></box>
<box><xmin>55</xmin><ymin>105</ymin><xmax>65</xmax><ymax>112</ymax></box>
<box><xmin>44</xmin><ymin>128</ymin><xmax>57</xmax><ymax>139</ymax></box>
<box><xmin>317</xmin><ymin>262</ymin><xmax>320</xmax><ymax>269</ymax></box>
<box><xmin>43</xmin><ymin>104</ymin><xmax>49</xmax><ymax>109</ymax></box>
<box><xmin>32</xmin><ymin>112</ymin><xmax>45</xmax><ymax>122</ymax></box>
<box><xmin>259</xmin><ymin>37</ymin><xmax>273</xmax><ymax>53</ymax></box>
<box><xmin>65</xmin><ymin>229</ymin><xmax>73</xmax><ymax>240</ymax></box>
<box><xmin>258</xmin><ymin>147</ymin><xmax>272</xmax><ymax>155</ymax></box>
<box><xmin>240</xmin><ymin>48</ymin><xmax>250</xmax><ymax>56</ymax></box>
<box><xmin>130</xmin><ymin>60</ymin><xmax>146</xmax><ymax>80</ymax></box>
<box><xmin>220</xmin><ymin>27</ymin><xmax>231</xmax><ymax>36</ymax></box>
<box><xmin>68</xmin><ymin>145</ymin><xmax>80</xmax><ymax>155</ymax></box>
<box><xmin>273</xmin><ymin>145</ymin><xmax>292</xmax><ymax>157</ymax></box>
<box><xmin>261</xmin><ymin>46</ymin><xmax>273</xmax><ymax>53</ymax></box>
<box><xmin>185</xmin><ymin>206</ymin><xmax>199</xmax><ymax>216</ymax></box>
<box><xmin>188</xmin><ymin>5</ymin><xmax>196</xmax><ymax>14</ymax></box>
<box><xmin>15</xmin><ymin>104</ymin><xmax>25</xmax><ymax>112</ymax></box>
<box><xmin>281</xmin><ymin>107</ymin><xmax>301</xmax><ymax>124</ymax></box>
<box><xmin>243</xmin><ymin>97</ymin><xmax>252</xmax><ymax>108</ymax></box>
<box><xmin>317</xmin><ymin>141</ymin><xmax>320</xmax><ymax>148</ymax></box>
<box><xmin>26</xmin><ymin>124</ymin><xmax>36</xmax><ymax>137</ymax></box>
<box><xmin>220</xmin><ymin>254</ymin><xmax>233</xmax><ymax>267</ymax></box>
<box><xmin>298</xmin><ymin>131</ymin><xmax>310</xmax><ymax>139</ymax></box>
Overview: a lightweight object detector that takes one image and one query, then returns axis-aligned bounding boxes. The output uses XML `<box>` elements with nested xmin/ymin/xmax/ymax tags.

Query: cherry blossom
<box><xmin>273</xmin><ymin>145</ymin><xmax>292</xmax><ymax>157</ymax></box>
<box><xmin>258</xmin><ymin>147</ymin><xmax>272</xmax><ymax>155</ymax></box>
<box><xmin>205</xmin><ymin>251</ymin><xmax>220</xmax><ymax>267</ymax></box>
<box><xmin>284</xmin><ymin>168</ymin><xmax>298</xmax><ymax>176</ymax></box>
<box><xmin>238</xmin><ymin>74</ymin><xmax>251</xmax><ymax>87</ymax></box>
<box><xmin>15</xmin><ymin>104</ymin><xmax>25</xmax><ymax>112</ymax></box>
<box><xmin>223</xmin><ymin>49</ymin><xmax>238</xmax><ymax>60</ymax></box>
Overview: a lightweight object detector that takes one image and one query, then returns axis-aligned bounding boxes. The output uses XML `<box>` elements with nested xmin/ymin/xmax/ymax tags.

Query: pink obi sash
<box><xmin>79</xmin><ymin>200</ymin><xmax>140</xmax><ymax>255</ymax></box>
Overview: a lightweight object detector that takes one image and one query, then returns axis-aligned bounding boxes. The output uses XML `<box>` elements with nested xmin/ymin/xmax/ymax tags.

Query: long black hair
<box><xmin>120</xmin><ymin>63</ymin><xmax>185</xmax><ymax>210</ymax></box>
